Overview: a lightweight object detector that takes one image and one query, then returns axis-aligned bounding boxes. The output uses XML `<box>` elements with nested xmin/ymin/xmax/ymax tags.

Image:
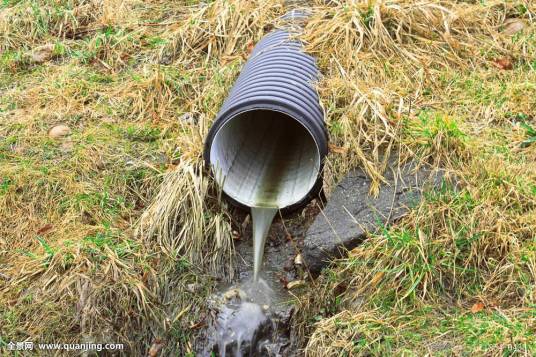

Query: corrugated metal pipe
<box><xmin>203</xmin><ymin>15</ymin><xmax>328</xmax><ymax>212</ymax></box>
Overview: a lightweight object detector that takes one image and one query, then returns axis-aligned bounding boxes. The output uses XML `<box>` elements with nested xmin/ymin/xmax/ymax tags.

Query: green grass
<box><xmin>306</xmin><ymin>305</ymin><xmax>535</xmax><ymax>356</ymax></box>
<box><xmin>1</xmin><ymin>0</ymin><xmax>535</xmax><ymax>356</ymax></box>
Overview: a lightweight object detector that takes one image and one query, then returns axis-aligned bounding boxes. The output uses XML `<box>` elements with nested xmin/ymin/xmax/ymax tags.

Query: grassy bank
<box><xmin>1</xmin><ymin>0</ymin><xmax>535</xmax><ymax>355</ymax></box>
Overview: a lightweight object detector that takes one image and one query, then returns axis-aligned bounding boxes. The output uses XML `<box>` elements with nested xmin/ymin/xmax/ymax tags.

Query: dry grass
<box><xmin>1</xmin><ymin>0</ymin><xmax>284</xmax><ymax>355</ymax></box>
<box><xmin>138</xmin><ymin>161</ymin><xmax>234</xmax><ymax>277</ymax></box>
<box><xmin>1</xmin><ymin>0</ymin><xmax>535</xmax><ymax>355</ymax></box>
<box><xmin>291</xmin><ymin>0</ymin><xmax>536</xmax><ymax>355</ymax></box>
<box><xmin>298</xmin><ymin>149</ymin><xmax>536</xmax><ymax>355</ymax></box>
<box><xmin>304</xmin><ymin>0</ymin><xmax>535</xmax><ymax>194</ymax></box>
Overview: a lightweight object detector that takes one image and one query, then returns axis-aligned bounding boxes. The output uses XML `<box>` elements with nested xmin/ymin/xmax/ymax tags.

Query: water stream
<box><xmin>251</xmin><ymin>207</ymin><xmax>278</xmax><ymax>282</ymax></box>
<box><xmin>201</xmin><ymin>201</ymin><xmax>317</xmax><ymax>356</ymax></box>
<box><xmin>206</xmin><ymin>196</ymin><xmax>282</xmax><ymax>356</ymax></box>
<box><xmin>206</xmin><ymin>108</ymin><xmax>315</xmax><ymax>355</ymax></box>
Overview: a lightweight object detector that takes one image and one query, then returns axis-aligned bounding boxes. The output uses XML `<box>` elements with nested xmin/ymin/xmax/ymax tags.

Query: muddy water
<box><xmin>206</xmin><ymin>209</ymin><xmax>281</xmax><ymax>356</ymax></box>
<box><xmin>251</xmin><ymin>207</ymin><xmax>278</xmax><ymax>282</ymax></box>
<box><xmin>208</xmin><ymin>113</ymin><xmax>310</xmax><ymax>355</ymax></box>
<box><xmin>199</xmin><ymin>201</ymin><xmax>325</xmax><ymax>356</ymax></box>
<box><xmin>208</xmin><ymin>208</ymin><xmax>278</xmax><ymax>355</ymax></box>
<box><xmin>206</xmin><ymin>279</ymin><xmax>279</xmax><ymax>357</ymax></box>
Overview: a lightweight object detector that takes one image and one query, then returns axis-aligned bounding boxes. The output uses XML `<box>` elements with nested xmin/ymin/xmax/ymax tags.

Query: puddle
<box><xmin>196</xmin><ymin>202</ymin><xmax>321</xmax><ymax>356</ymax></box>
<box><xmin>201</xmin><ymin>278</ymin><xmax>292</xmax><ymax>356</ymax></box>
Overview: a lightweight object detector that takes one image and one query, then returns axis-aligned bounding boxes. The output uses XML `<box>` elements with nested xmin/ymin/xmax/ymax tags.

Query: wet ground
<box><xmin>233</xmin><ymin>199</ymin><xmax>322</xmax><ymax>298</ymax></box>
<box><xmin>196</xmin><ymin>200</ymin><xmax>322</xmax><ymax>356</ymax></box>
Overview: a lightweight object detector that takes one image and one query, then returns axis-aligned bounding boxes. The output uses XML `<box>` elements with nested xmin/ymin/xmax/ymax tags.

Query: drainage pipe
<box><xmin>203</xmin><ymin>28</ymin><xmax>328</xmax><ymax>212</ymax></box>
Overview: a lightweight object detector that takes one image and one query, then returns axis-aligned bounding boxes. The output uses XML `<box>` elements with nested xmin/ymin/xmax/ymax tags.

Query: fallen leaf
<box><xmin>147</xmin><ymin>338</ymin><xmax>164</xmax><ymax>357</ymax></box>
<box><xmin>502</xmin><ymin>18</ymin><xmax>526</xmax><ymax>36</ymax></box>
<box><xmin>329</xmin><ymin>143</ymin><xmax>348</xmax><ymax>154</ymax></box>
<box><xmin>165</xmin><ymin>164</ymin><xmax>177</xmax><ymax>172</ymax></box>
<box><xmin>470</xmin><ymin>301</ymin><xmax>485</xmax><ymax>313</ymax></box>
<box><xmin>247</xmin><ymin>41</ymin><xmax>254</xmax><ymax>54</ymax></box>
<box><xmin>492</xmin><ymin>58</ymin><xmax>513</xmax><ymax>70</ymax></box>
<box><xmin>286</xmin><ymin>280</ymin><xmax>305</xmax><ymax>290</ymax></box>
<box><xmin>220</xmin><ymin>55</ymin><xmax>241</xmax><ymax>65</ymax></box>
<box><xmin>37</xmin><ymin>224</ymin><xmax>53</xmax><ymax>235</ymax></box>
<box><xmin>370</xmin><ymin>271</ymin><xmax>384</xmax><ymax>287</ymax></box>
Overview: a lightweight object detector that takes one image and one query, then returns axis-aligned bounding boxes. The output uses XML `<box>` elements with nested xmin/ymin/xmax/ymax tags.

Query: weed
<box><xmin>124</xmin><ymin>125</ymin><xmax>162</xmax><ymax>142</ymax></box>
<box><xmin>520</xmin><ymin>122</ymin><xmax>536</xmax><ymax>147</ymax></box>
<box><xmin>36</xmin><ymin>236</ymin><xmax>56</xmax><ymax>266</ymax></box>
<box><xmin>0</xmin><ymin>177</ymin><xmax>12</xmax><ymax>195</ymax></box>
<box><xmin>404</xmin><ymin>110</ymin><xmax>467</xmax><ymax>165</ymax></box>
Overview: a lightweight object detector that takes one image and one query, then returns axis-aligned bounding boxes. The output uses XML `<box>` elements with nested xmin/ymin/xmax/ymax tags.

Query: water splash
<box><xmin>206</xmin><ymin>278</ymin><xmax>284</xmax><ymax>357</ymax></box>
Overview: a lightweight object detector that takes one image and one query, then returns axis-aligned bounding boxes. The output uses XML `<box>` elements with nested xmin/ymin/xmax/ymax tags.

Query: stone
<box><xmin>28</xmin><ymin>44</ymin><xmax>55</xmax><ymax>64</ymax></box>
<box><xmin>49</xmin><ymin>125</ymin><xmax>71</xmax><ymax>139</ymax></box>
<box><xmin>302</xmin><ymin>160</ymin><xmax>445</xmax><ymax>276</ymax></box>
<box><xmin>178</xmin><ymin>112</ymin><xmax>196</xmax><ymax>125</ymax></box>
<box><xmin>223</xmin><ymin>288</ymin><xmax>246</xmax><ymax>301</ymax></box>
<box><xmin>186</xmin><ymin>283</ymin><xmax>202</xmax><ymax>294</ymax></box>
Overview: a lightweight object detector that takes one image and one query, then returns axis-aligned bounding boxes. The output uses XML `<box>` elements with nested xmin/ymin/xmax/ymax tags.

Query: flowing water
<box><xmin>251</xmin><ymin>207</ymin><xmax>278</xmax><ymax>282</ymax></box>
<box><xmin>202</xmin><ymin>271</ymin><xmax>295</xmax><ymax>356</ymax></box>
<box><xmin>206</xmin><ymin>200</ymin><xmax>282</xmax><ymax>356</ymax></box>
<box><xmin>207</xmin><ymin>112</ymin><xmax>314</xmax><ymax>355</ymax></box>
<box><xmin>203</xmin><ymin>204</ymin><xmax>300</xmax><ymax>356</ymax></box>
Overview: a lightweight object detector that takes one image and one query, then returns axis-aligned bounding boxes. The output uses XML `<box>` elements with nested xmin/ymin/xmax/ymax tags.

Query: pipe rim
<box><xmin>207</xmin><ymin>107</ymin><xmax>323</xmax><ymax>209</ymax></box>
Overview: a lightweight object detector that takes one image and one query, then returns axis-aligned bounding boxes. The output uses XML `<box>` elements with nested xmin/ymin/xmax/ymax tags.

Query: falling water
<box><xmin>207</xmin><ymin>111</ymin><xmax>320</xmax><ymax>355</ymax></box>
<box><xmin>251</xmin><ymin>207</ymin><xmax>278</xmax><ymax>282</ymax></box>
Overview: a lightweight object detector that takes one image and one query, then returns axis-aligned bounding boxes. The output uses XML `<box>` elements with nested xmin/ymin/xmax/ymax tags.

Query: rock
<box><xmin>178</xmin><ymin>112</ymin><xmax>196</xmax><ymax>125</ymax></box>
<box><xmin>502</xmin><ymin>18</ymin><xmax>526</xmax><ymax>36</ymax></box>
<box><xmin>186</xmin><ymin>283</ymin><xmax>202</xmax><ymax>294</ymax></box>
<box><xmin>223</xmin><ymin>288</ymin><xmax>246</xmax><ymax>301</ymax></box>
<box><xmin>48</xmin><ymin>125</ymin><xmax>71</xmax><ymax>139</ymax></box>
<box><xmin>302</xmin><ymin>160</ymin><xmax>445</xmax><ymax>276</ymax></box>
<box><xmin>293</xmin><ymin>253</ymin><xmax>303</xmax><ymax>266</ymax></box>
<box><xmin>28</xmin><ymin>44</ymin><xmax>56</xmax><ymax>64</ymax></box>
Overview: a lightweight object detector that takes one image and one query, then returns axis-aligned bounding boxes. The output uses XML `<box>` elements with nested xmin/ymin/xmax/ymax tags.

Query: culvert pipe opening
<box><xmin>209</xmin><ymin>109</ymin><xmax>321</xmax><ymax>209</ymax></box>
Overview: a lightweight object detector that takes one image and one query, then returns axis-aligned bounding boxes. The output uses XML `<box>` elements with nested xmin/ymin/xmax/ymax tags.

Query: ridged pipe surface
<box><xmin>204</xmin><ymin>29</ymin><xmax>328</xmax><ymax>212</ymax></box>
